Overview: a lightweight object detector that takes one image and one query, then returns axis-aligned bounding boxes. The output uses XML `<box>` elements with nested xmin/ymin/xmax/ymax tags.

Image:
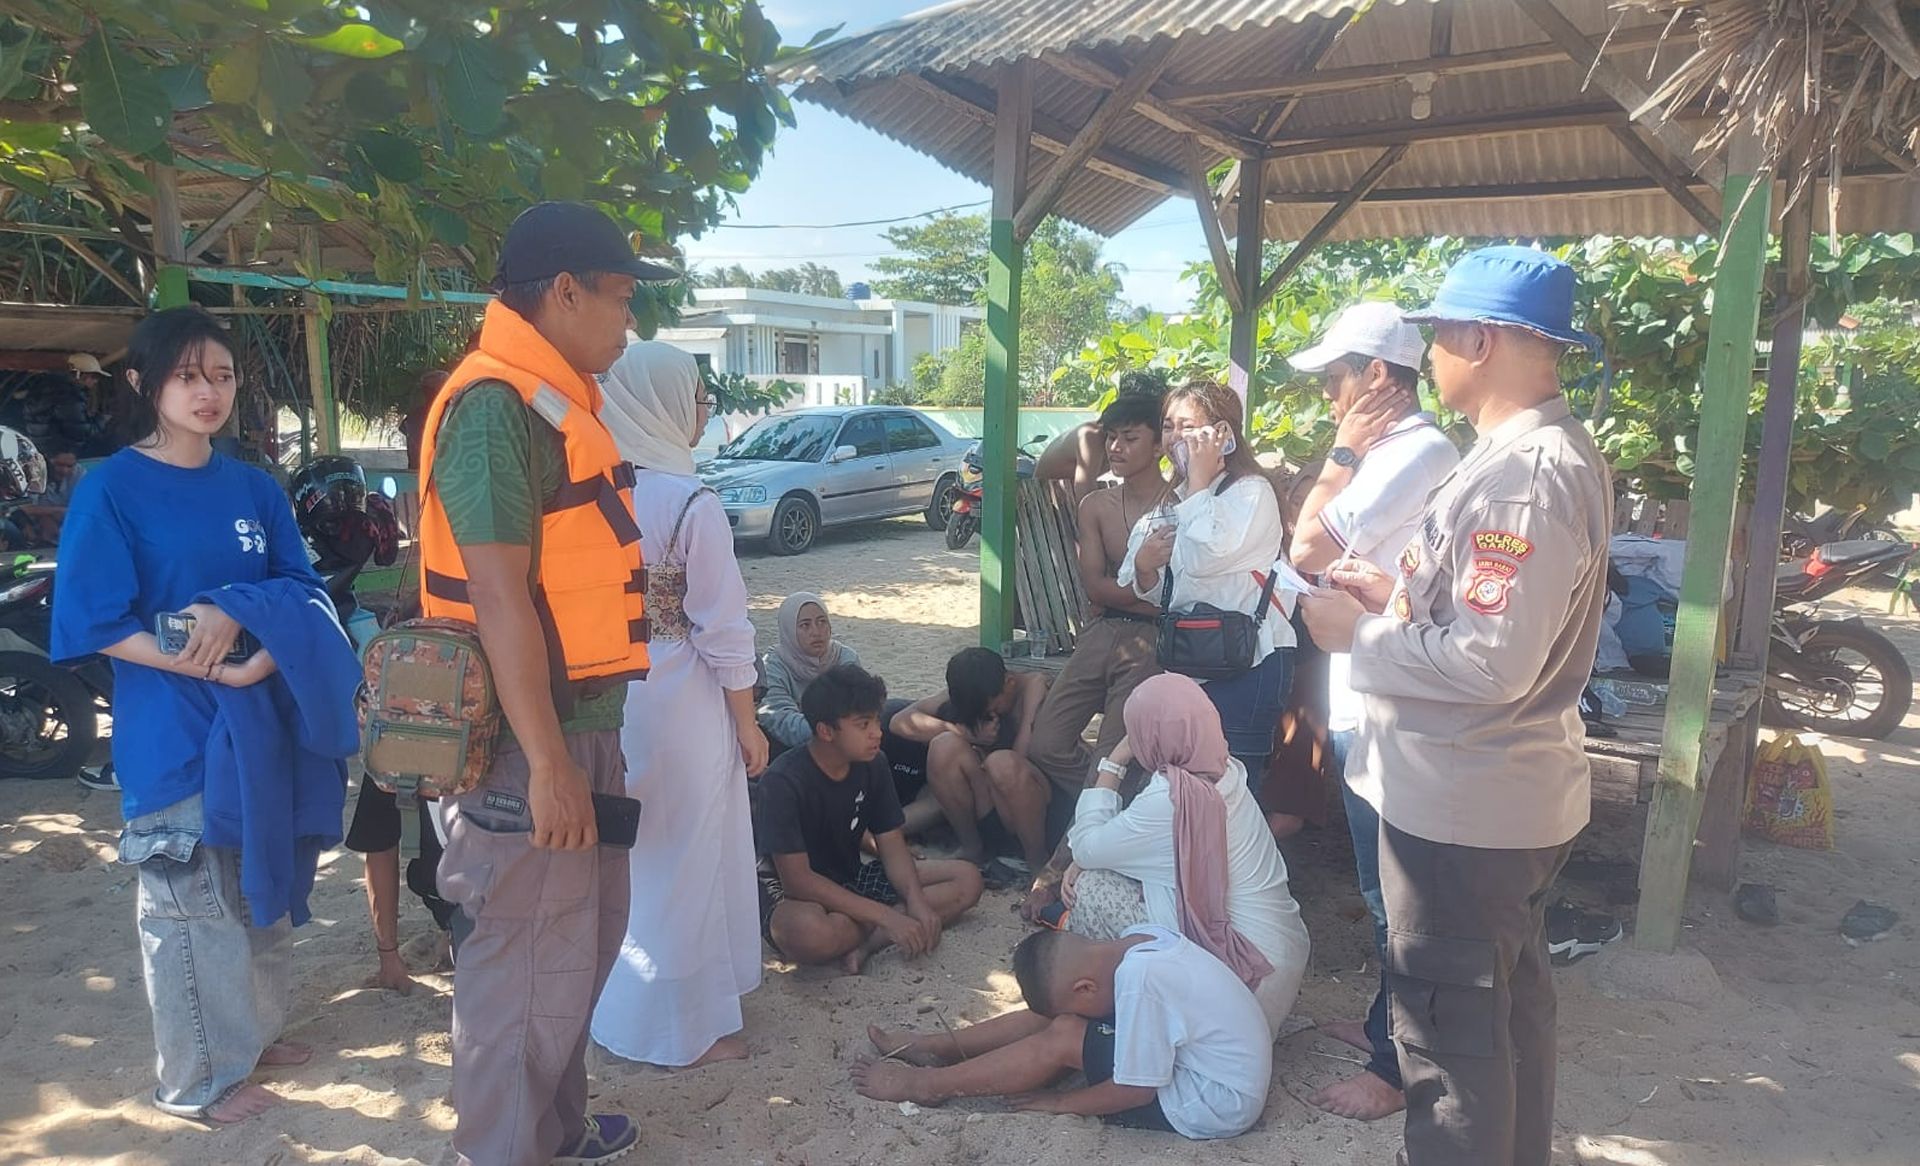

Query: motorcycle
<box><xmin>1764</xmin><ymin>538</ymin><xmax>1916</xmax><ymax>739</ymax></box>
<box><xmin>945</xmin><ymin>434</ymin><xmax>1047</xmax><ymax>551</ymax></box>
<box><xmin>0</xmin><ymin>557</ymin><xmax>114</xmax><ymax>781</ymax></box>
<box><xmin>1781</xmin><ymin>505</ymin><xmax>1904</xmax><ymax>560</ymax></box>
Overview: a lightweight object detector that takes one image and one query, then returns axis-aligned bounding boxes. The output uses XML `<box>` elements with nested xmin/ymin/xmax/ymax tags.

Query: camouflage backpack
<box><xmin>358</xmin><ymin>617</ymin><xmax>499</xmax><ymax>803</ymax></box>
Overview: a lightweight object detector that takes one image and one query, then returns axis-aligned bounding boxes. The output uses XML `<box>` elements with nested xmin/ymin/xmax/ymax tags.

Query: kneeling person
<box><xmin>756</xmin><ymin>665</ymin><xmax>984</xmax><ymax>974</ymax></box>
<box><xmin>855</xmin><ymin>926</ymin><xmax>1272</xmax><ymax>1140</ymax></box>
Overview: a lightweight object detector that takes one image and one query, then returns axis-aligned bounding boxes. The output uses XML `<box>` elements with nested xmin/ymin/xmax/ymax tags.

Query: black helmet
<box><xmin>290</xmin><ymin>455</ymin><xmax>367</xmax><ymax>535</ymax></box>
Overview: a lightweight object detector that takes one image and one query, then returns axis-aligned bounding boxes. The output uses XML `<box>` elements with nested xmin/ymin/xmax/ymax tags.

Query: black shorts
<box><xmin>756</xmin><ymin>861</ymin><xmax>901</xmax><ymax>950</ymax></box>
<box><xmin>879</xmin><ymin>697</ymin><xmax>1019</xmax><ymax>807</ymax></box>
<box><xmin>343</xmin><ymin>779</ymin><xmax>455</xmax><ymax>931</ymax></box>
<box><xmin>1081</xmin><ymin>1018</ymin><xmax>1176</xmax><ymax>1132</ymax></box>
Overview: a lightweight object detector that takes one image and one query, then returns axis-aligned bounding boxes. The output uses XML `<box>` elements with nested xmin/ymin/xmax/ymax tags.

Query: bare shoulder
<box><xmin>1076</xmin><ymin>484</ymin><xmax>1121</xmax><ymax>526</ymax></box>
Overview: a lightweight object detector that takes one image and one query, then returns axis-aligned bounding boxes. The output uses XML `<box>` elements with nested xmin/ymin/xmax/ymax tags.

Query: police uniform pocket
<box><xmin>1385</xmin><ymin>930</ymin><xmax>1498</xmax><ymax>1058</ymax></box>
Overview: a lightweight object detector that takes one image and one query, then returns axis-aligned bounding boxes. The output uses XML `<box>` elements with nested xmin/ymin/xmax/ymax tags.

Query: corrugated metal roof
<box><xmin>779</xmin><ymin>0</ymin><xmax>1381</xmax><ymax>85</ymax></box>
<box><xmin>784</xmin><ymin>0</ymin><xmax>1920</xmax><ymax>240</ymax></box>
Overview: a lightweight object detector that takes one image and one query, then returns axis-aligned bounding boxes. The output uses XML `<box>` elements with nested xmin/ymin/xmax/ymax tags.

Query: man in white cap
<box><xmin>1284</xmin><ymin>302</ymin><xmax>1459</xmax><ymax>1121</ymax></box>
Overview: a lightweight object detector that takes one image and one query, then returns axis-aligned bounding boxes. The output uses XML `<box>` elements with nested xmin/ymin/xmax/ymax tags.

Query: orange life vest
<box><xmin>416</xmin><ymin>300</ymin><xmax>649</xmax><ymax>684</ymax></box>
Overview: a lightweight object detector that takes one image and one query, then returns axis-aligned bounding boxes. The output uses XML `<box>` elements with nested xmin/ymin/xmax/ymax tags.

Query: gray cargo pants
<box><xmin>436</xmin><ymin>731</ymin><xmax>629</xmax><ymax>1166</ymax></box>
<box><xmin>1379</xmin><ymin>819</ymin><xmax>1572</xmax><ymax>1166</ymax></box>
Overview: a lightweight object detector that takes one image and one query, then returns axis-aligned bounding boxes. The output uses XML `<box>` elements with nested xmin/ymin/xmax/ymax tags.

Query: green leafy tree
<box><xmin>870</xmin><ymin>213</ymin><xmax>989</xmax><ymax>304</ymax></box>
<box><xmin>0</xmin><ymin>1</ymin><xmax>807</xmax><ymax>331</ymax></box>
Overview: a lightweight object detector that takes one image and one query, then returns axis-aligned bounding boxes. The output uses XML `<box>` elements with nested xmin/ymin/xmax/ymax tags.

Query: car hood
<box><xmin>697</xmin><ymin>458</ymin><xmax>798</xmax><ymax>488</ymax></box>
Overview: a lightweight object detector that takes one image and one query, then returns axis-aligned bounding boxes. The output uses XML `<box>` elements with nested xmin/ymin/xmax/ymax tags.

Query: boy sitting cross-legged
<box><xmin>756</xmin><ymin>664</ymin><xmax>984</xmax><ymax>975</ymax></box>
<box><xmin>855</xmin><ymin>926</ymin><xmax>1273</xmax><ymax>1140</ymax></box>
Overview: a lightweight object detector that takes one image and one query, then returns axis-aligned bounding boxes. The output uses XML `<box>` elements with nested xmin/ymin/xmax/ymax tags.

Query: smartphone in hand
<box><xmin>155</xmin><ymin>611</ymin><xmax>258</xmax><ymax>665</ymax></box>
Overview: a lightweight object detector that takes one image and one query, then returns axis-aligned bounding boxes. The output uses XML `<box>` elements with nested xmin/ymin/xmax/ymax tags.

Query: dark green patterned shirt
<box><xmin>434</xmin><ymin>381</ymin><xmax>624</xmax><ymax>735</ymax></box>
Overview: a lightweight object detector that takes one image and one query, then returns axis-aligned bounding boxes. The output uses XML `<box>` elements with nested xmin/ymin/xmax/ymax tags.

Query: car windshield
<box><xmin>717</xmin><ymin>414</ymin><xmax>840</xmax><ymax>463</ymax></box>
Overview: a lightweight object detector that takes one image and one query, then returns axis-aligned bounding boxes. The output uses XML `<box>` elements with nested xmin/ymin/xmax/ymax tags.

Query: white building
<box><xmin>655</xmin><ymin>288</ymin><xmax>982</xmax><ymax>404</ymax></box>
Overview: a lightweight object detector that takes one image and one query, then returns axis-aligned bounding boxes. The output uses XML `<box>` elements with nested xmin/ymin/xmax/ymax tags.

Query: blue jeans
<box><xmin>1203</xmin><ymin>647</ymin><xmax>1294</xmax><ymax>792</ymax></box>
<box><xmin>1330</xmin><ymin>730</ymin><xmax>1402</xmax><ymax>1091</ymax></box>
<box><xmin>119</xmin><ymin>793</ymin><xmax>290</xmax><ymax>1116</ymax></box>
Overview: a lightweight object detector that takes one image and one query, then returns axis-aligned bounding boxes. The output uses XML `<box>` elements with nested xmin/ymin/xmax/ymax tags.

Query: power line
<box><xmin>712</xmin><ymin>199</ymin><xmax>989</xmax><ymax>230</ymax></box>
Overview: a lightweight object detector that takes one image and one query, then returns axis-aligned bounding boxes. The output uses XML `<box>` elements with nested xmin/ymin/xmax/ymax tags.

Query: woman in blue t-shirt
<box><xmin>52</xmin><ymin>307</ymin><xmax>324</xmax><ymax>1125</ymax></box>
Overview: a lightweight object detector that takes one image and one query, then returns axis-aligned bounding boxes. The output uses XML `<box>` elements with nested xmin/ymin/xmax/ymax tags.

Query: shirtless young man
<box><xmin>1018</xmin><ymin>390</ymin><xmax>1169</xmax><ymax>919</ymax></box>
<box><xmin>1035</xmin><ymin>371</ymin><xmax>1168</xmax><ymax>503</ymax></box>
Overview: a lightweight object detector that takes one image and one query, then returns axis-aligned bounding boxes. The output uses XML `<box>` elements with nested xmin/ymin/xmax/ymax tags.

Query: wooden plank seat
<box><xmin>1583</xmin><ymin>670</ymin><xmax>1765</xmax><ymax>806</ymax></box>
<box><xmin>1004</xmin><ymin>476</ymin><xmax>1089</xmax><ymax>663</ymax></box>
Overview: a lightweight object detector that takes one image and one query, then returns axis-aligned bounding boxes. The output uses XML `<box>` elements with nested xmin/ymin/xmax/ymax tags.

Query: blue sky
<box><xmin>679</xmin><ymin>0</ymin><xmax>1210</xmax><ymax>312</ymax></box>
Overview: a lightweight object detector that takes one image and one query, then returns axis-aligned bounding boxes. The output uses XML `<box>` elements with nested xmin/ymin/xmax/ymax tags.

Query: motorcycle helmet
<box><xmin>290</xmin><ymin>455</ymin><xmax>368</xmax><ymax>537</ymax></box>
<box><xmin>364</xmin><ymin>491</ymin><xmax>401</xmax><ymax>566</ymax></box>
<box><xmin>0</xmin><ymin>426</ymin><xmax>48</xmax><ymax>501</ymax></box>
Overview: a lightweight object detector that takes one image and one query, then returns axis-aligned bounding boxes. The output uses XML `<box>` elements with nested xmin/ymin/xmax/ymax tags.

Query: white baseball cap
<box><xmin>67</xmin><ymin>353</ymin><xmax>104</xmax><ymax>375</ymax></box>
<box><xmin>1286</xmin><ymin>301</ymin><xmax>1427</xmax><ymax>374</ymax></box>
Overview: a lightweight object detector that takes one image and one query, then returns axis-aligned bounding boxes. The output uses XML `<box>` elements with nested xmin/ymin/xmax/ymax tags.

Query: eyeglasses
<box><xmin>695</xmin><ymin>396</ymin><xmax>717</xmax><ymax>408</ymax></box>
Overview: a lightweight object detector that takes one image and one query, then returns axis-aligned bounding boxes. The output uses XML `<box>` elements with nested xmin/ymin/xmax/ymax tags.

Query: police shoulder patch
<box><xmin>1470</xmin><ymin>529</ymin><xmax>1533</xmax><ymax>560</ymax></box>
<box><xmin>1462</xmin><ymin>557</ymin><xmax>1516</xmax><ymax>614</ymax></box>
<box><xmin>1398</xmin><ymin>543</ymin><xmax>1420</xmax><ymax>577</ymax></box>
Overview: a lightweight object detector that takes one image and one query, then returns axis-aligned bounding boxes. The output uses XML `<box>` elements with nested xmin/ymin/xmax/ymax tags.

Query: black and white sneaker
<box><xmin>76</xmin><ymin>764</ymin><xmax>119</xmax><ymax>793</ymax></box>
<box><xmin>1547</xmin><ymin>900</ymin><xmax>1623</xmax><ymax>965</ymax></box>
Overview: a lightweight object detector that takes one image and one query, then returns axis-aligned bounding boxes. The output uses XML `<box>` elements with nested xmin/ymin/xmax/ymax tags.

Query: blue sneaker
<box><xmin>552</xmin><ymin>1114</ymin><xmax>637</xmax><ymax>1165</ymax></box>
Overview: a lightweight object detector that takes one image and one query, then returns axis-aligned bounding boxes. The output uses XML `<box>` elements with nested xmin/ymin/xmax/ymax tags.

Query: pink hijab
<box><xmin>1123</xmin><ymin>674</ymin><xmax>1274</xmax><ymax>990</ymax></box>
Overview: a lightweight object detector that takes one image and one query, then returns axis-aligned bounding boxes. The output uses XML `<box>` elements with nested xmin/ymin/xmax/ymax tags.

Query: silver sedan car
<box><xmin>697</xmin><ymin>406</ymin><xmax>971</xmax><ymax>555</ymax></box>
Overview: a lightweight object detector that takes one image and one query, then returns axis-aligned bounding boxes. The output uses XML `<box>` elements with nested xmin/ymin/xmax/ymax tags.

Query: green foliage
<box><xmin>886</xmin><ymin>214</ymin><xmax>1124</xmax><ymax>407</ymax></box>
<box><xmin>696</xmin><ymin>261</ymin><xmax>844</xmax><ymax>297</ymax></box>
<box><xmin>706</xmin><ymin>369</ymin><xmax>797</xmax><ymax>415</ymax></box>
<box><xmin>0</xmin><ymin>1</ymin><xmax>796</xmax><ymax>312</ymax></box>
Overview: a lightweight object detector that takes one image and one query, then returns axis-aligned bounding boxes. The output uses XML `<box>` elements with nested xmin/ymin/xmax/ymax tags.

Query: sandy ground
<box><xmin>2</xmin><ymin>515</ymin><xmax>1917</xmax><ymax>1165</ymax></box>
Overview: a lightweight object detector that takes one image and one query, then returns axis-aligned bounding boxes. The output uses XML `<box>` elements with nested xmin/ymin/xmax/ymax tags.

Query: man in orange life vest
<box><xmin>421</xmin><ymin>202</ymin><xmax>676</xmax><ymax>1166</ymax></box>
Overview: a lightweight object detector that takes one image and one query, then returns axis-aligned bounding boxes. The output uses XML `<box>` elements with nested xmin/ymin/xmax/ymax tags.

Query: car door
<box><xmin>817</xmin><ymin>413</ymin><xmax>892</xmax><ymax>524</ymax></box>
<box><xmin>882</xmin><ymin>412</ymin><xmax>948</xmax><ymax>514</ymax></box>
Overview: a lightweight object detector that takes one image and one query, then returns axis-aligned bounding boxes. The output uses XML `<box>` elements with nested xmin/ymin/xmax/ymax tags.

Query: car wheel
<box><xmin>767</xmin><ymin>495</ymin><xmax>818</xmax><ymax>556</ymax></box>
<box><xmin>925</xmin><ymin>473</ymin><xmax>961</xmax><ymax>531</ymax></box>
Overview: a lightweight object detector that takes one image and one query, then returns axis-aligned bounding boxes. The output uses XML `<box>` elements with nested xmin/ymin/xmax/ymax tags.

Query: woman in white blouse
<box><xmin>1117</xmin><ymin>379</ymin><xmax>1295</xmax><ymax>783</ymax></box>
<box><xmin>1064</xmin><ymin>673</ymin><xmax>1310</xmax><ymax>1036</ymax></box>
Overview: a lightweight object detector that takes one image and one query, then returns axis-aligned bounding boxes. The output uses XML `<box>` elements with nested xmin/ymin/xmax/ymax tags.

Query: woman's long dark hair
<box><xmin>120</xmin><ymin>306</ymin><xmax>235</xmax><ymax>446</ymax></box>
<box><xmin>1164</xmin><ymin>378</ymin><xmax>1264</xmax><ymax>489</ymax></box>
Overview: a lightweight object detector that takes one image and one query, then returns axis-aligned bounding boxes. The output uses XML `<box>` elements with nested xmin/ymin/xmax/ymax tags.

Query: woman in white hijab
<box><xmin>590</xmin><ymin>339</ymin><xmax>769</xmax><ymax>1068</ymax></box>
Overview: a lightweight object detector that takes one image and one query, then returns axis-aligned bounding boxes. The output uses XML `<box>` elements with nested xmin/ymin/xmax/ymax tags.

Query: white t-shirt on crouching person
<box><xmin>1111</xmin><ymin>924</ymin><xmax>1273</xmax><ymax>1139</ymax></box>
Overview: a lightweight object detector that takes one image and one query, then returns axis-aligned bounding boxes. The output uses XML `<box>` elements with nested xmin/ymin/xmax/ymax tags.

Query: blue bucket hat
<box><xmin>1404</xmin><ymin>245</ymin><xmax>1600</xmax><ymax>351</ymax></box>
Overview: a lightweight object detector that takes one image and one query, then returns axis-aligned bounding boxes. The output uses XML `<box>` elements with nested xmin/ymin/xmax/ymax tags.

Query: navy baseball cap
<box><xmin>493</xmin><ymin>201</ymin><xmax>682</xmax><ymax>288</ymax></box>
<box><xmin>1404</xmin><ymin>245</ymin><xmax>1599</xmax><ymax>351</ymax></box>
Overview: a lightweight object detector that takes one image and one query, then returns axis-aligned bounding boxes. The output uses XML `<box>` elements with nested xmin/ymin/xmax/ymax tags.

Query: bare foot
<box><xmin>1318</xmin><ymin>1019</ymin><xmax>1371</xmax><ymax>1053</ymax></box>
<box><xmin>203</xmin><ymin>1083</ymin><xmax>281</xmax><ymax>1125</ymax></box>
<box><xmin>429</xmin><ymin>933</ymin><xmax>454</xmax><ymax>973</ymax></box>
<box><xmin>1309</xmin><ymin>1070</ymin><xmax>1406</xmax><ymax>1120</ymax></box>
<box><xmin>850</xmin><ymin>1056</ymin><xmax>941</xmax><ymax>1105</ymax></box>
<box><xmin>839</xmin><ymin>946</ymin><xmax>872</xmax><ymax>976</ymax></box>
<box><xmin>683</xmin><ymin>1034</ymin><xmax>749</xmax><ymax>1068</ymax></box>
<box><xmin>868</xmin><ymin>1024</ymin><xmax>953</xmax><ymax>1067</ymax></box>
<box><xmin>1018</xmin><ymin>882</ymin><xmax>1059</xmax><ymax>924</ymax></box>
<box><xmin>256</xmin><ymin>1041</ymin><xmax>311</xmax><ymax>1068</ymax></box>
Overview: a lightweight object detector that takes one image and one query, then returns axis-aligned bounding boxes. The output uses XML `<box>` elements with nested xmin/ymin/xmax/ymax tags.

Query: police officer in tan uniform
<box><xmin>1303</xmin><ymin>247</ymin><xmax>1613</xmax><ymax>1166</ymax></box>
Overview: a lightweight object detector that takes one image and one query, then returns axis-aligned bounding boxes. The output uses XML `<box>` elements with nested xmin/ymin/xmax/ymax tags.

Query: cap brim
<box><xmin>613</xmin><ymin>256</ymin><xmax>685</xmax><ymax>285</ymax></box>
<box><xmin>1285</xmin><ymin>340</ymin><xmax>1345</xmax><ymax>373</ymax></box>
<box><xmin>1404</xmin><ymin>310</ymin><xmax>1594</xmax><ymax>350</ymax></box>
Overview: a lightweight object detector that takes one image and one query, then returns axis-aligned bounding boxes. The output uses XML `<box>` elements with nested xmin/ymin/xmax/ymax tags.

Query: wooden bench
<box><xmin>1005</xmin><ymin>477</ymin><xmax>1087</xmax><ymax>668</ymax></box>
<box><xmin>1584</xmin><ymin>671</ymin><xmax>1766</xmax><ymax>806</ymax></box>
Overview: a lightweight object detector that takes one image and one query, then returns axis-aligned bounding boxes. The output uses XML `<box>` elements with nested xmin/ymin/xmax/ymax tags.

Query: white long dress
<box><xmin>590</xmin><ymin>469</ymin><xmax>763</xmax><ymax>1066</ymax></box>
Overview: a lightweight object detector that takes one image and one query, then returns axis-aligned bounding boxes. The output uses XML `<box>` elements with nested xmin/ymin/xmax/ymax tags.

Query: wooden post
<box><xmin>980</xmin><ymin>61</ymin><xmax>1032</xmax><ymax>648</ymax></box>
<box><xmin>301</xmin><ymin>229</ymin><xmax>340</xmax><ymax>455</ymax></box>
<box><xmin>1636</xmin><ymin>136</ymin><xmax>1771</xmax><ymax>952</ymax></box>
<box><xmin>1227</xmin><ymin>158</ymin><xmax>1265</xmax><ymax>412</ymax></box>
<box><xmin>146</xmin><ymin>162</ymin><xmax>189</xmax><ymax>308</ymax></box>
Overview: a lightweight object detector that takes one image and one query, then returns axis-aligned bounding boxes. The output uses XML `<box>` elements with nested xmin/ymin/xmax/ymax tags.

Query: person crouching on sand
<box><xmin>753</xmin><ymin>664</ymin><xmax>983</xmax><ymax>974</ymax></box>
<box><xmin>856</xmin><ymin>926</ymin><xmax>1272</xmax><ymax>1139</ymax></box>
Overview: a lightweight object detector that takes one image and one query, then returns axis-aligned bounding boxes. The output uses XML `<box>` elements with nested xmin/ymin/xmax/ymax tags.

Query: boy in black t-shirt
<box><xmin>756</xmin><ymin>665</ymin><xmax>985</xmax><ymax>974</ymax></box>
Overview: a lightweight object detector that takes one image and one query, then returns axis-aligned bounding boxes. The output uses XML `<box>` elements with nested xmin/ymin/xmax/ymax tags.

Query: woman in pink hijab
<box><xmin>1065</xmin><ymin>673</ymin><xmax>1310</xmax><ymax>1035</ymax></box>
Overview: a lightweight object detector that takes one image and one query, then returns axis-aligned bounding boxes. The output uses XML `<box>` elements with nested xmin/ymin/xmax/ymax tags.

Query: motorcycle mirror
<box><xmin>380</xmin><ymin>475</ymin><xmax>398</xmax><ymax>500</ymax></box>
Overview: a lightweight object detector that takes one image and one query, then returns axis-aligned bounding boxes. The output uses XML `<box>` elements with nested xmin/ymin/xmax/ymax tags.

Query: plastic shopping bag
<box><xmin>1742</xmin><ymin>732</ymin><xmax>1835</xmax><ymax>850</ymax></box>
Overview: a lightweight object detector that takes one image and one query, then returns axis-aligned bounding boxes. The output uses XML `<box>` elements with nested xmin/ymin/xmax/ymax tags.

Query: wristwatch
<box><xmin>1096</xmin><ymin>758</ymin><xmax>1127</xmax><ymax>779</ymax></box>
<box><xmin>1330</xmin><ymin>445</ymin><xmax>1361</xmax><ymax>469</ymax></box>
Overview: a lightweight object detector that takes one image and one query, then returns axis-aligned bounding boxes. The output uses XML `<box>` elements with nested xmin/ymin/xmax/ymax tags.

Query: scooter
<box><xmin>1781</xmin><ymin>505</ymin><xmax>1904</xmax><ymax>560</ymax></box>
<box><xmin>0</xmin><ymin>557</ymin><xmax>113</xmax><ymax>781</ymax></box>
<box><xmin>1764</xmin><ymin>538</ymin><xmax>1916</xmax><ymax>739</ymax></box>
<box><xmin>946</xmin><ymin>434</ymin><xmax>1047</xmax><ymax>551</ymax></box>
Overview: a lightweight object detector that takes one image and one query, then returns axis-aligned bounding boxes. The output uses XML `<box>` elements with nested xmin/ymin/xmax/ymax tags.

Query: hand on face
<box><xmin>1181</xmin><ymin>422</ymin><xmax>1228</xmax><ymax>486</ymax></box>
<box><xmin>1333</xmin><ymin>383</ymin><xmax>1416</xmax><ymax>457</ymax></box>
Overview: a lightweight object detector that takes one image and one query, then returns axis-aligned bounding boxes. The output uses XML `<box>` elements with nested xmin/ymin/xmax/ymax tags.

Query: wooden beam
<box><xmin>1511</xmin><ymin>0</ymin><xmax>1725</xmax><ymax>190</ymax></box>
<box><xmin>980</xmin><ymin>61</ymin><xmax>1032</xmax><ymax>649</ymax></box>
<box><xmin>301</xmin><ymin>229</ymin><xmax>340</xmax><ymax>455</ymax></box>
<box><xmin>1163</xmin><ymin>23</ymin><xmax>1670</xmax><ymax>105</ymax></box>
<box><xmin>182</xmin><ymin>179</ymin><xmax>268</xmax><ymax>262</ymax></box>
<box><xmin>1257</xmin><ymin>145</ymin><xmax>1407</xmax><ymax>304</ymax></box>
<box><xmin>1047</xmin><ymin>51</ymin><xmax>1263</xmax><ymax>159</ymax></box>
<box><xmin>55</xmin><ymin>236</ymin><xmax>144</xmax><ymax>304</ymax></box>
<box><xmin>1637</xmin><ymin>135</ymin><xmax>1771</xmax><ymax>953</ymax></box>
<box><xmin>1430</xmin><ymin>0</ymin><xmax>1457</xmax><ymax>57</ymax></box>
<box><xmin>1608</xmin><ymin>125</ymin><xmax>1723</xmax><ymax>234</ymax></box>
<box><xmin>897</xmin><ymin>72</ymin><xmax>1181</xmax><ymax>195</ymax></box>
<box><xmin>1182</xmin><ymin>141</ymin><xmax>1243</xmax><ymax>314</ymax></box>
<box><xmin>147</xmin><ymin>162</ymin><xmax>188</xmax><ymax>308</ymax></box>
<box><xmin>1264</xmin><ymin>103</ymin><xmax>1626</xmax><ymax>160</ymax></box>
<box><xmin>1259</xmin><ymin>17</ymin><xmax>1351</xmax><ymax>144</ymax></box>
<box><xmin>1227</xmin><ymin>157</ymin><xmax>1265</xmax><ymax>407</ymax></box>
<box><xmin>1015</xmin><ymin>40</ymin><xmax>1176</xmax><ymax>239</ymax></box>
<box><xmin>1259</xmin><ymin>168</ymin><xmax>1899</xmax><ymax>207</ymax></box>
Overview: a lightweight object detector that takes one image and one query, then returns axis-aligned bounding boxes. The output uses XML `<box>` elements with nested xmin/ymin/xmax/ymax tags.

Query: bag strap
<box><xmin>1248</xmin><ymin>562</ymin><xmax>1281</xmax><ymax>630</ymax></box>
<box><xmin>664</xmin><ymin>486</ymin><xmax>716</xmax><ymax>566</ymax></box>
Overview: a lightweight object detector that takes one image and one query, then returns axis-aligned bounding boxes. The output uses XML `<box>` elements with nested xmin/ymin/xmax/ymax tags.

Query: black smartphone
<box><xmin>155</xmin><ymin>611</ymin><xmax>259</xmax><ymax>665</ymax></box>
<box><xmin>591</xmin><ymin>792</ymin><xmax>643</xmax><ymax>849</ymax></box>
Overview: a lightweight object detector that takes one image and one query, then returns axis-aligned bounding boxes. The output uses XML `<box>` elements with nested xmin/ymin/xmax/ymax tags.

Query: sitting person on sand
<box><xmin>881</xmin><ymin>647</ymin><xmax>1054</xmax><ymax>873</ymax></box>
<box><xmin>755</xmin><ymin>664</ymin><xmax>984</xmax><ymax>973</ymax></box>
<box><xmin>1064</xmin><ymin>673</ymin><xmax>1310</xmax><ymax>1037</ymax></box>
<box><xmin>856</xmin><ymin>925</ymin><xmax>1272</xmax><ymax>1140</ymax></box>
<box><xmin>759</xmin><ymin>592</ymin><xmax>860</xmax><ymax>752</ymax></box>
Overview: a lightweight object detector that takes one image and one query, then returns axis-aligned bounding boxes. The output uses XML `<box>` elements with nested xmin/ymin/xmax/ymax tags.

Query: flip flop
<box><xmin>978</xmin><ymin>858</ymin><xmax>1021</xmax><ymax>891</ymax></box>
<box><xmin>1840</xmin><ymin>901</ymin><xmax>1897</xmax><ymax>945</ymax></box>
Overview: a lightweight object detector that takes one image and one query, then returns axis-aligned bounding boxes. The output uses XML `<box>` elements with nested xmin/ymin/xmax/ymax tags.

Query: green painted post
<box><xmin>1635</xmin><ymin>139</ymin><xmax>1772</xmax><ymax>952</ymax></box>
<box><xmin>301</xmin><ymin>229</ymin><xmax>341</xmax><ymax>455</ymax></box>
<box><xmin>980</xmin><ymin>61</ymin><xmax>1032</xmax><ymax>648</ymax></box>
<box><xmin>148</xmin><ymin>162</ymin><xmax>189</xmax><ymax>308</ymax></box>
